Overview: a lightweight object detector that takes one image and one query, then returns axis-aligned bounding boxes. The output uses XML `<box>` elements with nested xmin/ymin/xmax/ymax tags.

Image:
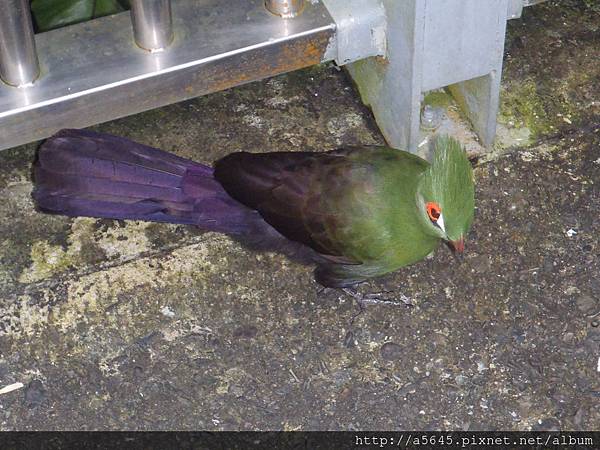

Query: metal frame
<box><xmin>0</xmin><ymin>0</ymin><xmax>545</xmax><ymax>152</ymax></box>
<box><xmin>0</xmin><ymin>0</ymin><xmax>334</xmax><ymax>151</ymax></box>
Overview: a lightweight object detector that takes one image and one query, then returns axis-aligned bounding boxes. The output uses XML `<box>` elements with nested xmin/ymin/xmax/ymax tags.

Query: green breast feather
<box><xmin>311</xmin><ymin>146</ymin><xmax>441</xmax><ymax>283</ymax></box>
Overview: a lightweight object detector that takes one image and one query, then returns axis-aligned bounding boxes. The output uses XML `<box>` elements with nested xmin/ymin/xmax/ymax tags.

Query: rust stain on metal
<box><xmin>200</xmin><ymin>32</ymin><xmax>332</xmax><ymax>96</ymax></box>
<box><xmin>1</xmin><ymin>30</ymin><xmax>334</xmax><ymax>149</ymax></box>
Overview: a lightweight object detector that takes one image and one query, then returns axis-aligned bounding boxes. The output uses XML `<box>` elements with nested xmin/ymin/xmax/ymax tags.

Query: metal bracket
<box><xmin>322</xmin><ymin>0</ymin><xmax>386</xmax><ymax>65</ymax></box>
<box><xmin>341</xmin><ymin>0</ymin><xmax>509</xmax><ymax>151</ymax></box>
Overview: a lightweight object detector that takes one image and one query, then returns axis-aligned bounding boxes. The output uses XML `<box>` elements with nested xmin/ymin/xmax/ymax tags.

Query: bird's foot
<box><xmin>316</xmin><ymin>286</ymin><xmax>331</xmax><ymax>296</ymax></box>
<box><xmin>341</xmin><ymin>288</ymin><xmax>415</xmax><ymax>308</ymax></box>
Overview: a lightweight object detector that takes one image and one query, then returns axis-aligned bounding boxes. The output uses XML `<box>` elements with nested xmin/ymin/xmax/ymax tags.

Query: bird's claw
<box><xmin>341</xmin><ymin>288</ymin><xmax>415</xmax><ymax>308</ymax></box>
<box><xmin>362</xmin><ymin>292</ymin><xmax>415</xmax><ymax>307</ymax></box>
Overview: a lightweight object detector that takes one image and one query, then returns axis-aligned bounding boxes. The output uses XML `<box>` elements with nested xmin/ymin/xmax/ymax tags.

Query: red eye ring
<box><xmin>426</xmin><ymin>202</ymin><xmax>441</xmax><ymax>222</ymax></box>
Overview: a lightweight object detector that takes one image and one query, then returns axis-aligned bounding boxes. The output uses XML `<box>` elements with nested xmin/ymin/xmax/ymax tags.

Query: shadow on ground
<box><xmin>0</xmin><ymin>0</ymin><xmax>598</xmax><ymax>430</ymax></box>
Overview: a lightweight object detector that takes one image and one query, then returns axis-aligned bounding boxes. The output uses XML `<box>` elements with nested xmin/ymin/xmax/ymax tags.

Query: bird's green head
<box><xmin>416</xmin><ymin>136</ymin><xmax>475</xmax><ymax>253</ymax></box>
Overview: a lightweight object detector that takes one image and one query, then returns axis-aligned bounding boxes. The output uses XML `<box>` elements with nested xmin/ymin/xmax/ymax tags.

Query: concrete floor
<box><xmin>0</xmin><ymin>0</ymin><xmax>598</xmax><ymax>430</ymax></box>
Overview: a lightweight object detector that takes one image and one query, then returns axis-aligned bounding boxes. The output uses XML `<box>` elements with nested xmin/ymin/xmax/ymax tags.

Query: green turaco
<box><xmin>33</xmin><ymin>129</ymin><xmax>475</xmax><ymax>289</ymax></box>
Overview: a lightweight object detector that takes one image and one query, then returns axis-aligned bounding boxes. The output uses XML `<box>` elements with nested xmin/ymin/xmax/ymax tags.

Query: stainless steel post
<box><xmin>130</xmin><ymin>0</ymin><xmax>173</xmax><ymax>52</ymax></box>
<box><xmin>265</xmin><ymin>0</ymin><xmax>305</xmax><ymax>18</ymax></box>
<box><xmin>0</xmin><ymin>0</ymin><xmax>40</xmax><ymax>87</ymax></box>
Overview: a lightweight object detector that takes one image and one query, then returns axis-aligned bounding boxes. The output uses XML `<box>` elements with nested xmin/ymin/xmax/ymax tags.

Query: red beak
<box><xmin>449</xmin><ymin>237</ymin><xmax>465</xmax><ymax>253</ymax></box>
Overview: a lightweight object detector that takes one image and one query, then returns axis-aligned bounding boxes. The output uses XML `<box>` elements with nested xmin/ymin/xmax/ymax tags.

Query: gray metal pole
<box><xmin>130</xmin><ymin>0</ymin><xmax>173</xmax><ymax>52</ymax></box>
<box><xmin>0</xmin><ymin>0</ymin><xmax>40</xmax><ymax>87</ymax></box>
<box><xmin>265</xmin><ymin>0</ymin><xmax>305</xmax><ymax>18</ymax></box>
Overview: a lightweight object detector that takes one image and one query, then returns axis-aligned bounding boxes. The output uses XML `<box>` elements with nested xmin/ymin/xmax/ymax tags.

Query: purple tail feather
<box><xmin>33</xmin><ymin>129</ymin><xmax>269</xmax><ymax>236</ymax></box>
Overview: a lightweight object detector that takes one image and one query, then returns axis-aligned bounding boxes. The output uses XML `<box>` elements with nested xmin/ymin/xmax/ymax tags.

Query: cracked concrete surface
<box><xmin>0</xmin><ymin>0</ymin><xmax>598</xmax><ymax>430</ymax></box>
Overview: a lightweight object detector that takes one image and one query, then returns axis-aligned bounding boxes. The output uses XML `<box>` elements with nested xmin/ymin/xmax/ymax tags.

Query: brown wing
<box><xmin>213</xmin><ymin>148</ymin><xmax>366</xmax><ymax>261</ymax></box>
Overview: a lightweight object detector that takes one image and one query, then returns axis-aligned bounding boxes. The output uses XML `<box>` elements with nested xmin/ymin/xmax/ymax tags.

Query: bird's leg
<box><xmin>341</xmin><ymin>288</ymin><xmax>415</xmax><ymax>308</ymax></box>
<box><xmin>341</xmin><ymin>288</ymin><xmax>414</xmax><ymax>325</ymax></box>
<box><xmin>316</xmin><ymin>286</ymin><xmax>332</xmax><ymax>296</ymax></box>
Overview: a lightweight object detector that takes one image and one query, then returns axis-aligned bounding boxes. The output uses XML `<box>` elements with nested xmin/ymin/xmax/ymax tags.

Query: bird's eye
<box><xmin>426</xmin><ymin>202</ymin><xmax>441</xmax><ymax>222</ymax></box>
